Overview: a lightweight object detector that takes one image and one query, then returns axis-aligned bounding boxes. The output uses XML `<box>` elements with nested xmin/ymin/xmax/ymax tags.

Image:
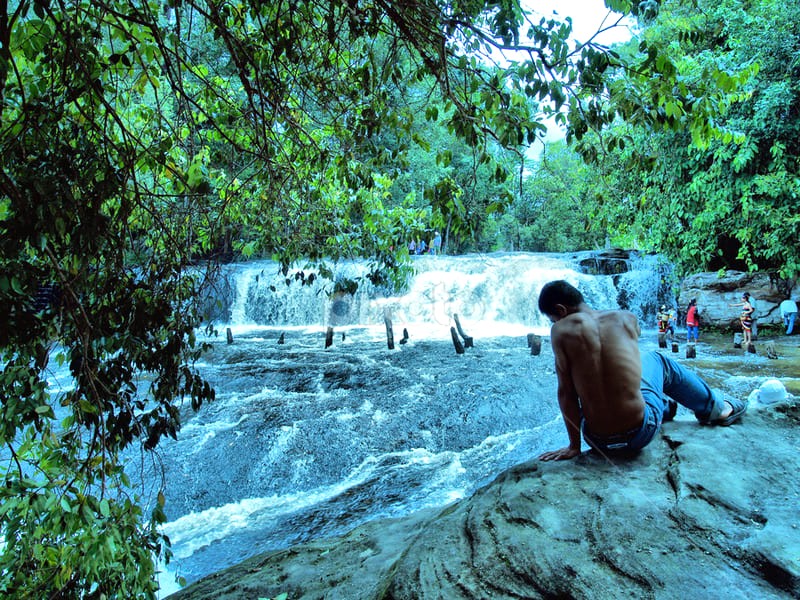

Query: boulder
<box><xmin>169</xmin><ymin>400</ymin><xmax>800</xmax><ymax>600</ymax></box>
<box><xmin>576</xmin><ymin>248</ymin><xmax>633</xmax><ymax>275</ymax></box>
<box><xmin>679</xmin><ymin>271</ymin><xmax>787</xmax><ymax>329</ymax></box>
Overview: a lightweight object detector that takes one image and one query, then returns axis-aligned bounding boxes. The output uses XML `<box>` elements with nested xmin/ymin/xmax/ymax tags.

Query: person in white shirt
<box><xmin>779</xmin><ymin>296</ymin><xmax>798</xmax><ymax>335</ymax></box>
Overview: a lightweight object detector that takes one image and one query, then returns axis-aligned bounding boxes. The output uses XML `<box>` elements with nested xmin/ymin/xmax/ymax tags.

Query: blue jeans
<box><xmin>686</xmin><ymin>325</ymin><xmax>699</xmax><ymax>342</ymax></box>
<box><xmin>784</xmin><ymin>312</ymin><xmax>796</xmax><ymax>335</ymax></box>
<box><xmin>582</xmin><ymin>351</ymin><xmax>725</xmax><ymax>452</ymax></box>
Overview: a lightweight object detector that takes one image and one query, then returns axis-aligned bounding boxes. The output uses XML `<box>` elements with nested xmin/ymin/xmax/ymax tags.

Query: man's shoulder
<box><xmin>597</xmin><ymin>308</ymin><xmax>637</xmax><ymax>323</ymax></box>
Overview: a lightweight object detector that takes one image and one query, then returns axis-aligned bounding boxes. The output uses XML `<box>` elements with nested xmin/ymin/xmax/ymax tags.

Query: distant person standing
<box><xmin>667</xmin><ymin>308</ymin><xmax>677</xmax><ymax>338</ymax></box>
<box><xmin>749</xmin><ymin>293</ymin><xmax>759</xmax><ymax>339</ymax></box>
<box><xmin>657</xmin><ymin>305</ymin><xmax>671</xmax><ymax>341</ymax></box>
<box><xmin>685</xmin><ymin>299</ymin><xmax>700</xmax><ymax>343</ymax></box>
<box><xmin>432</xmin><ymin>231</ymin><xmax>442</xmax><ymax>255</ymax></box>
<box><xmin>730</xmin><ymin>292</ymin><xmax>754</xmax><ymax>348</ymax></box>
<box><xmin>780</xmin><ymin>296</ymin><xmax>798</xmax><ymax>335</ymax></box>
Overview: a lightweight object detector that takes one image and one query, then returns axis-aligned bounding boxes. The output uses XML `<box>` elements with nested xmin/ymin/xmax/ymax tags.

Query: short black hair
<box><xmin>538</xmin><ymin>280</ymin><xmax>584</xmax><ymax>316</ymax></box>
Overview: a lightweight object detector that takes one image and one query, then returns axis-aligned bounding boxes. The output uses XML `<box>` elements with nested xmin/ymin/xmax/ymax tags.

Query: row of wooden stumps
<box><xmin>381</xmin><ymin>316</ymin><xmax>410</xmax><ymax>350</ymax></box>
<box><xmin>227</xmin><ymin>328</ymin><xmax>286</xmax><ymax>345</ymax></box>
<box><xmin>658</xmin><ymin>333</ymin><xmax>696</xmax><ymax>358</ymax></box>
<box><xmin>226</xmin><ymin>317</ymin><xmax>557</xmax><ymax>359</ymax></box>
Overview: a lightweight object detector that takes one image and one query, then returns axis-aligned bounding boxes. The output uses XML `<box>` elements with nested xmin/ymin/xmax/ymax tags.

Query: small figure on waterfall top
<box><xmin>536</xmin><ymin>280</ymin><xmax>747</xmax><ymax>462</ymax></box>
<box><xmin>416</xmin><ymin>239</ymin><xmax>427</xmax><ymax>255</ymax></box>
<box><xmin>729</xmin><ymin>292</ymin><xmax>754</xmax><ymax>349</ymax></box>
<box><xmin>685</xmin><ymin>298</ymin><xmax>700</xmax><ymax>344</ymax></box>
<box><xmin>432</xmin><ymin>231</ymin><xmax>442</xmax><ymax>255</ymax></box>
<box><xmin>779</xmin><ymin>295</ymin><xmax>797</xmax><ymax>336</ymax></box>
<box><xmin>408</xmin><ymin>239</ymin><xmax>416</xmax><ymax>254</ymax></box>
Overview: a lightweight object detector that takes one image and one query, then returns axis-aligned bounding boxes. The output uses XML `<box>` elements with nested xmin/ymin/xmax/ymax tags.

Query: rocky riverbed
<box><xmin>167</xmin><ymin>332</ymin><xmax>800</xmax><ymax>599</ymax></box>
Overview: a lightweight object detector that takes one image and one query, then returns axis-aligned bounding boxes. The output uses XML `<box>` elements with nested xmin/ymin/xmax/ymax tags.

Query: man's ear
<box><xmin>553</xmin><ymin>303</ymin><xmax>569</xmax><ymax>318</ymax></box>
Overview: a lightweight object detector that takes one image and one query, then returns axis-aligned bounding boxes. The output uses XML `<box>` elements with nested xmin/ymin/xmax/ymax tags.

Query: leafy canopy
<box><xmin>579</xmin><ymin>0</ymin><xmax>798</xmax><ymax>279</ymax></box>
<box><xmin>0</xmin><ymin>0</ymin><xmax>741</xmax><ymax>596</ymax></box>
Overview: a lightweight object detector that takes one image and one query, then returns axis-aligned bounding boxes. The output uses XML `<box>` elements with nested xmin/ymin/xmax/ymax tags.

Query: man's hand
<box><xmin>538</xmin><ymin>446</ymin><xmax>581</xmax><ymax>461</ymax></box>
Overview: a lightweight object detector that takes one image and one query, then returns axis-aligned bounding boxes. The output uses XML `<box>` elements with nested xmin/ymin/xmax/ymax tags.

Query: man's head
<box><xmin>538</xmin><ymin>280</ymin><xmax>584</xmax><ymax>322</ymax></box>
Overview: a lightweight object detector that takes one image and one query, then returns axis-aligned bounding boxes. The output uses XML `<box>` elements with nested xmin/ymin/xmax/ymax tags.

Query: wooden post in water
<box><xmin>453</xmin><ymin>314</ymin><xmax>473</xmax><ymax>348</ymax></box>
<box><xmin>325</xmin><ymin>326</ymin><xmax>334</xmax><ymax>348</ymax></box>
<box><xmin>384</xmin><ymin>316</ymin><xmax>395</xmax><ymax>350</ymax></box>
<box><xmin>686</xmin><ymin>344</ymin><xmax>696</xmax><ymax>359</ymax></box>
<box><xmin>671</xmin><ymin>341</ymin><xmax>679</xmax><ymax>353</ymax></box>
<box><xmin>450</xmin><ymin>327</ymin><xmax>465</xmax><ymax>354</ymax></box>
<box><xmin>527</xmin><ymin>333</ymin><xmax>542</xmax><ymax>356</ymax></box>
<box><xmin>277</xmin><ymin>332</ymin><xmax>285</xmax><ymax>345</ymax></box>
<box><xmin>399</xmin><ymin>328</ymin><xmax>409</xmax><ymax>345</ymax></box>
<box><xmin>733</xmin><ymin>332</ymin><xmax>742</xmax><ymax>348</ymax></box>
<box><xmin>765</xmin><ymin>341</ymin><xmax>778</xmax><ymax>359</ymax></box>
<box><xmin>657</xmin><ymin>333</ymin><xmax>667</xmax><ymax>349</ymax></box>
<box><xmin>226</xmin><ymin>327</ymin><xmax>234</xmax><ymax>344</ymax></box>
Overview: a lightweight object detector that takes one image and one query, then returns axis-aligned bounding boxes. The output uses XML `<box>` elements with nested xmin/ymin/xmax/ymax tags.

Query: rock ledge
<box><xmin>171</xmin><ymin>401</ymin><xmax>800</xmax><ymax>599</ymax></box>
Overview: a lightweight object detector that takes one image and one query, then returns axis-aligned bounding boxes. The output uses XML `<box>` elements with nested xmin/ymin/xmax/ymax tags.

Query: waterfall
<box><xmin>207</xmin><ymin>251</ymin><xmax>671</xmax><ymax>335</ymax></box>
<box><xmin>157</xmin><ymin>249</ymin><xmax>675</xmax><ymax>587</ymax></box>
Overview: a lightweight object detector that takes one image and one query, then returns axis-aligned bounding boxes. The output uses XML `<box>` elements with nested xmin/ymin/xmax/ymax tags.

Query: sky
<box><xmin>519</xmin><ymin>1</ymin><xmax>635</xmax><ymax>149</ymax></box>
<box><xmin>523</xmin><ymin>0</ymin><xmax>634</xmax><ymax>46</ymax></box>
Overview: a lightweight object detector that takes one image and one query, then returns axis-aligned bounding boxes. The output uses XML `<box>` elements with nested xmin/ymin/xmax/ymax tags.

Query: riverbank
<box><xmin>657</xmin><ymin>329</ymin><xmax>800</xmax><ymax>395</ymax></box>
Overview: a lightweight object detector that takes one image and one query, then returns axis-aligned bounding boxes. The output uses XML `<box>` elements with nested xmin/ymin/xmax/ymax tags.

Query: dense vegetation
<box><xmin>0</xmin><ymin>0</ymin><xmax>792</xmax><ymax>596</ymax></box>
<box><xmin>577</xmin><ymin>0</ymin><xmax>800</xmax><ymax>278</ymax></box>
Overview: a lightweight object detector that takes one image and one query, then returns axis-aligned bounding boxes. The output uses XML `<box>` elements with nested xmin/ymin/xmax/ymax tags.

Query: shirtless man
<box><xmin>536</xmin><ymin>280</ymin><xmax>747</xmax><ymax>461</ymax></box>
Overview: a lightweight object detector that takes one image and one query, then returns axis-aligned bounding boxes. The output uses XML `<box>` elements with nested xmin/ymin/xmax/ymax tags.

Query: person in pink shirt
<box><xmin>685</xmin><ymin>299</ymin><xmax>700</xmax><ymax>343</ymax></box>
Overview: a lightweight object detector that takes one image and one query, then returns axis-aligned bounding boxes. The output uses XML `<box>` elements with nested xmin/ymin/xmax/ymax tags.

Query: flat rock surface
<box><xmin>170</xmin><ymin>399</ymin><xmax>800</xmax><ymax>599</ymax></box>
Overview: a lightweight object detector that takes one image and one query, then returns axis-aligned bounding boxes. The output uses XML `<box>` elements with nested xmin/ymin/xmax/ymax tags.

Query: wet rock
<box><xmin>679</xmin><ymin>271</ymin><xmax>788</xmax><ymax>329</ymax></box>
<box><xmin>577</xmin><ymin>248</ymin><xmax>633</xmax><ymax>275</ymax></box>
<box><xmin>169</xmin><ymin>400</ymin><xmax>800</xmax><ymax>600</ymax></box>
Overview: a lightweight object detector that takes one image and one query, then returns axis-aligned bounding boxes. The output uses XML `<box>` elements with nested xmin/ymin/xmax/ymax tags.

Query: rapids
<box><xmin>151</xmin><ymin>251</ymin><xmax>672</xmax><ymax>592</ymax></box>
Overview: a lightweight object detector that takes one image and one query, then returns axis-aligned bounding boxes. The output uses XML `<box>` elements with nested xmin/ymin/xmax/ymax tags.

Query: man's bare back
<box><xmin>536</xmin><ymin>279</ymin><xmax>744</xmax><ymax>461</ymax></box>
<box><xmin>552</xmin><ymin>309</ymin><xmax>645</xmax><ymax>435</ymax></box>
<box><xmin>537</xmin><ymin>294</ymin><xmax>646</xmax><ymax>461</ymax></box>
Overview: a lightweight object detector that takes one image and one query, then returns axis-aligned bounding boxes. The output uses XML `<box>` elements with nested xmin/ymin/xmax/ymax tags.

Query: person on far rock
<box><xmin>536</xmin><ymin>280</ymin><xmax>747</xmax><ymax>461</ymax></box>
<box><xmin>730</xmin><ymin>292</ymin><xmax>754</xmax><ymax>349</ymax></box>
<box><xmin>667</xmin><ymin>307</ymin><xmax>677</xmax><ymax>338</ymax></box>
<box><xmin>780</xmin><ymin>295</ymin><xmax>798</xmax><ymax>335</ymax></box>
<box><xmin>685</xmin><ymin>298</ymin><xmax>700</xmax><ymax>344</ymax></box>
<box><xmin>749</xmin><ymin>293</ymin><xmax>759</xmax><ymax>339</ymax></box>
<box><xmin>657</xmin><ymin>305</ymin><xmax>671</xmax><ymax>339</ymax></box>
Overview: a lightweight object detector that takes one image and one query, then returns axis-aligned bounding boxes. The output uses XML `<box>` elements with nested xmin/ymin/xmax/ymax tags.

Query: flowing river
<box><xmin>147</xmin><ymin>251</ymin><xmax>679</xmax><ymax>593</ymax></box>
<box><xmin>26</xmin><ymin>250</ymin><xmax>796</xmax><ymax>597</ymax></box>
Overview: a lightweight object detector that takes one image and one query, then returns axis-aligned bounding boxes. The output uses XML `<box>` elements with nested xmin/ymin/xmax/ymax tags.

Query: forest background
<box><xmin>1</xmin><ymin>0</ymin><xmax>798</xmax><ymax>597</ymax></box>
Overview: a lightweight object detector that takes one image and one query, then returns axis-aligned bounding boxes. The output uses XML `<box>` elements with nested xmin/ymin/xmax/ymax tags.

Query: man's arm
<box><xmin>539</xmin><ymin>329</ymin><xmax>582</xmax><ymax>461</ymax></box>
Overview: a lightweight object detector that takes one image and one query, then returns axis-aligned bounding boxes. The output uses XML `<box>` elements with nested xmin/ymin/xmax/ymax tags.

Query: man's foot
<box><xmin>663</xmin><ymin>398</ymin><xmax>678</xmax><ymax>422</ymax></box>
<box><xmin>701</xmin><ymin>396</ymin><xmax>748</xmax><ymax>426</ymax></box>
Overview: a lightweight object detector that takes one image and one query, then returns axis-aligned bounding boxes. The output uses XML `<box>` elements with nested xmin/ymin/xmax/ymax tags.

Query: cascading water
<box><xmin>154</xmin><ymin>251</ymin><xmax>672</xmax><ymax>595</ymax></box>
<box><xmin>208</xmin><ymin>251</ymin><xmax>668</xmax><ymax>335</ymax></box>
